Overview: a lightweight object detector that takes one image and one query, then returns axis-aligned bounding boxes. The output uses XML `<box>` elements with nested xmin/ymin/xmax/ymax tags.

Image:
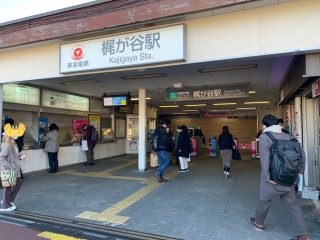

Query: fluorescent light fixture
<box><xmin>182</xmin><ymin>110</ymin><xmax>199</xmax><ymax>112</ymax></box>
<box><xmin>244</xmin><ymin>101</ymin><xmax>270</xmax><ymax>104</ymax></box>
<box><xmin>209</xmin><ymin>109</ymin><xmax>237</xmax><ymax>112</ymax></box>
<box><xmin>184</xmin><ymin>104</ymin><xmax>207</xmax><ymax>107</ymax></box>
<box><xmin>213</xmin><ymin>103</ymin><xmax>237</xmax><ymax>106</ymax></box>
<box><xmin>199</xmin><ymin>64</ymin><xmax>257</xmax><ymax>73</ymax></box>
<box><xmin>61</xmin><ymin>79</ymin><xmax>99</xmax><ymax>85</ymax></box>
<box><xmin>131</xmin><ymin>97</ymin><xmax>152</xmax><ymax>101</ymax></box>
<box><xmin>249</xmin><ymin>91</ymin><xmax>256</xmax><ymax>94</ymax></box>
<box><xmin>159</xmin><ymin>105</ymin><xmax>179</xmax><ymax>108</ymax></box>
<box><xmin>236</xmin><ymin>107</ymin><xmax>257</xmax><ymax>110</ymax></box>
<box><xmin>172</xmin><ymin>113</ymin><xmax>187</xmax><ymax>115</ymax></box>
<box><xmin>121</xmin><ymin>73</ymin><xmax>167</xmax><ymax>80</ymax></box>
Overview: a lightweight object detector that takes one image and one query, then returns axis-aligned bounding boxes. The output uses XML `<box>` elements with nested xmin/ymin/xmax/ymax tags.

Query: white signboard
<box><xmin>42</xmin><ymin>90</ymin><xmax>89</xmax><ymax>112</ymax></box>
<box><xmin>4</xmin><ymin>83</ymin><xmax>40</xmax><ymax>106</ymax></box>
<box><xmin>60</xmin><ymin>25</ymin><xmax>185</xmax><ymax>73</ymax></box>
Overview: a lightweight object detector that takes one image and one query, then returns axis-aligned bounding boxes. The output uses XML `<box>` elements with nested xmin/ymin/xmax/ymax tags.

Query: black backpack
<box><xmin>265</xmin><ymin>132</ymin><xmax>303</xmax><ymax>186</ymax></box>
<box><xmin>91</xmin><ymin>127</ymin><xmax>99</xmax><ymax>142</ymax></box>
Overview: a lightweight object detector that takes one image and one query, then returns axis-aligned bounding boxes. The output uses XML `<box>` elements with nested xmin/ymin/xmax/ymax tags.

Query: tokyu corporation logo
<box><xmin>71</xmin><ymin>46</ymin><xmax>85</xmax><ymax>60</ymax></box>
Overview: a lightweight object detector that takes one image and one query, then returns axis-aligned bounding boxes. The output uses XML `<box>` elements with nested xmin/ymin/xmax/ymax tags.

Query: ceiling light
<box><xmin>159</xmin><ymin>105</ymin><xmax>180</xmax><ymax>108</ymax></box>
<box><xmin>209</xmin><ymin>109</ymin><xmax>237</xmax><ymax>112</ymax></box>
<box><xmin>182</xmin><ymin>110</ymin><xmax>199</xmax><ymax>112</ymax></box>
<box><xmin>249</xmin><ymin>91</ymin><xmax>256</xmax><ymax>94</ymax></box>
<box><xmin>236</xmin><ymin>107</ymin><xmax>257</xmax><ymax>110</ymax></box>
<box><xmin>213</xmin><ymin>103</ymin><xmax>237</xmax><ymax>106</ymax></box>
<box><xmin>244</xmin><ymin>101</ymin><xmax>270</xmax><ymax>104</ymax></box>
<box><xmin>61</xmin><ymin>79</ymin><xmax>99</xmax><ymax>85</ymax></box>
<box><xmin>121</xmin><ymin>73</ymin><xmax>167</xmax><ymax>80</ymax></box>
<box><xmin>184</xmin><ymin>104</ymin><xmax>207</xmax><ymax>107</ymax></box>
<box><xmin>199</xmin><ymin>64</ymin><xmax>257</xmax><ymax>73</ymax></box>
<box><xmin>131</xmin><ymin>97</ymin><xmax>152</xmax><ymax>101</ymax></box>
<box><xmin>172</xmin><ymin>113</ymin><xmax>187</xmax><ymax>115</ymax></box>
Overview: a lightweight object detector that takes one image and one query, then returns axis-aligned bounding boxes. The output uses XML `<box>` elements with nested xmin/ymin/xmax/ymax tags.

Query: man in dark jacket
<box><xmin>152</xmin><ymin>119</ymin><xmax>171</xmax><ymax>182</ymax></box>
<box><xmin>83</xmin><ymin>125</ymin><xmax>97</xmax><ymax>165</ymax></box>
<box><xmin>250</xmin><ymin>114</ymin><xmax>309</xmax><ymax>240</ymax></box>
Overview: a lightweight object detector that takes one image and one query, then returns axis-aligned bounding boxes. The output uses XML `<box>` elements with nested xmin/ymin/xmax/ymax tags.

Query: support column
<box><xmin>0</xmin><ymin>84</ymin><xmax>3</xmax><ymax>127</ymax></box>
<box><xmin>138</xmin><ymin>89</ymin><xmax>147</xmax><ymax>171</ymax></box>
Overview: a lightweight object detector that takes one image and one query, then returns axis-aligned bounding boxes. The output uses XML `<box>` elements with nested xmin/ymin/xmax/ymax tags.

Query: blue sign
<box><xmin>103</xmin><ymin>96</ymin><xmax>128</xmax><ymax>106</ymax></box>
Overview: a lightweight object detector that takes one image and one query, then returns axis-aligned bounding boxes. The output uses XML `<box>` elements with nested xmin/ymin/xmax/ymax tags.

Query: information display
<box><xmin>42</xmin><ymin>90</ymin><xmax>89</xmax><ymax>111</ymax></box>
<box><xmin>103</xmin><ymin>96</ymin><xmax>128</xmax><ymax>107</ymax></box>
<box><xmin>4</xmin><ymin>83</ymin><xmax>40</xmax><ymax>106</ymax></box>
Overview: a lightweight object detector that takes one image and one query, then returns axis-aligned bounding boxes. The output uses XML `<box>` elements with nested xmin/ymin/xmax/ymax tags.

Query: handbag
<box><xmin>232</xmin><ymin>148</ymin><xmax>241</xmax><ymax>160</ymax></box>
<box><xmin>1</xmin><ymin>170</ymin><xmax>17</xmax><ymax>187</ymax></box>
<box><xmin>150</xmin><ymin>152</ymin><xmax>158</xmax><ymax>167</ymax></box>
<box><xmin>81</xmin><ymin>139</ymin><xmax>88</xmax><ymax>151</ymax></box>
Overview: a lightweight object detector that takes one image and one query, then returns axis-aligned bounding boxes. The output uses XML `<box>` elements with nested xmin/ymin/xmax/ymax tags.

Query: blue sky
<box><xmin>0</xmin><ymin>0</ymin><xmax>96</xmax><ymax>24</ymax></box>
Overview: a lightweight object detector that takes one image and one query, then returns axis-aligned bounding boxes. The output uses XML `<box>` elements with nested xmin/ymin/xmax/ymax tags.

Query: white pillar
<box><xmin>138</xmin><ymin>88</ymin><xmax>147</xmax><ymax>171</ymax></box>
<box><xmin>0</xmin><ymin>84</ymin><xmax>3</xmax><ymax>126</ymax></box>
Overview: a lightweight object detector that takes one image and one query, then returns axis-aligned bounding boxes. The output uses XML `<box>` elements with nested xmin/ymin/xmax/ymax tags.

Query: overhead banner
<box><xmin>167</xmin><ymin>84</ymin><xmax>249</xmax><ymax>101</ymax></box>
<box><xmin>60</xmin><ymin>25</ymin><xmax>185</xmax><ymax>73</ymax></box>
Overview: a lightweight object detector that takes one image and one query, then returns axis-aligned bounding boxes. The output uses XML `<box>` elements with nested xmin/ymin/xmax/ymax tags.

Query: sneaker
<box><xmin>250</xmin><ymin>217</ymin><xmax>264</xmax><ymax>231</ymax></box>
<box><xmin>224</xmin><ymin>171</ymin><xmax>227</xmax><ymax>175</ymax></box>
<box><xmin>0</xmin><ymin>205</ymin><xmax>16</xmax><ymax>212</ymax></box>
<box><xmin>160</xmin><ymin>178</ymin><xmax>168</xmax><ymax>182</ymax></box>
<box><xmin>0</xmin><ymin>201</ymin><xmax>16</xmax><ymax>209</ymax></box>
<box><xmin>226</xmin><ymin>172</ymin><xmax>230</xmax><ymax>178</ymax></box>
<box><xmin>154</xmin><ymin>172</ymin><xmax>161</xmax><ymax>182</ymax></box>
<box><xmin>178</xmin><ymin>169</ymin><xmax>185</xmax><ymax>173</ymax></box>
<box><xmin>184</xmin><ymin>168</ymin><xmax>190</xmax><ymax>172</ymax></box>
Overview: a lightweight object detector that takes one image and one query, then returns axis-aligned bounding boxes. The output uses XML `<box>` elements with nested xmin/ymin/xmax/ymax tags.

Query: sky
<box><xmin>0</xmin><ymin>0</ymin><xmax>97</xmax><ymax>24</ymax></box>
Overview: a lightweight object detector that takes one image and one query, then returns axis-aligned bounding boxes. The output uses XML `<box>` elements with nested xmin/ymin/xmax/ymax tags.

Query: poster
<box><xmin>88</xmin><ymin>114</ymin><xmax>101</xmax><ymax>141</ymax></box>
<box><xmin>72</xmin><ymin>119</ymin><xmax>88</xmax><ymax>143</ymax></box>
<box><xmin>116</xmin><ymin>118</ymin><xmax>126</xmax><ymax>138</ymax></box>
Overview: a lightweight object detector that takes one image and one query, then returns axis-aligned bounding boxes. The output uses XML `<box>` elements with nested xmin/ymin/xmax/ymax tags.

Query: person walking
<box><xmin>42</xmin><ymin>123</ymin><xmax>60</xmax><ymax>173</ymax></box>
<box><xmin>0</xmin><ymin>123</ymin><xmax>26</xmax><ymax>212</ymax></box>
<box><xmin>152</xmin><ymin>119</ymin><xmax>171</xmax><ymax>182</ymax></box>
<box><xmin>2</xmin><ymin>118</ymin><xmax>25</xmax><ymax>179</ymax></box>
<box><xmin>83</xmin><ymin>125</ymin><xmax>98</xmax><ymax>165</ymax></box>
<box><xmin>250</xmin><ymin>114</ymin><xmax>309</xmax><ymax>240</ymax></box>
<box><xmin>177</xmin><ymin>125</ymin><xmax>193</xmax><ymax>172</ymax></box>
<box><xmin>218</xmin><ymin>126</ymin><xmax>235</xmax><ymax>178</ymax></box>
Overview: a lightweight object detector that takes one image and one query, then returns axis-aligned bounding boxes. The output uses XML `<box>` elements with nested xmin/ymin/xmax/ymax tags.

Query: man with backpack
<box><xmin>83</xmin><ymin>125</ymin><xmax>98</xmax><ymax>165</ymax></box>
<box><xmin>152</xmin><ymin>119</ymin><xmax>171</xmax><ymax>182</ymax></box>
<box><xmin>250</xmin><ymin>114</ymin><xmax>309</xmax><ymax>240</ymax></box>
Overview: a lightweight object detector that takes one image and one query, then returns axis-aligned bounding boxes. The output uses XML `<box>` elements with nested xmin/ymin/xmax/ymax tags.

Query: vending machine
<box><xmin>209</xmin><ymin>137</ymin><xmax>217</xmax><ymax>157</ymax></box>
<box><xmin>38</xmin><ymin>117</ymin><xmax>48</xmax><ymax>145</ymax></box>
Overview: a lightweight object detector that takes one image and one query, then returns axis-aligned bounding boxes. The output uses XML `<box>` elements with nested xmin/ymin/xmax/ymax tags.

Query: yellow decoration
<box><xmin>3</xmin><ymin>123</ymin><xmax>26</xmax><ymax>138</ymax></box>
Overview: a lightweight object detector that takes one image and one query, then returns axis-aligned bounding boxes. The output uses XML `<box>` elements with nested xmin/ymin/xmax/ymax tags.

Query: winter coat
<box><xmin>153</xmin><ymin>126</ymin><xmax>170</xmax><ymax>151</ymax></box>
<box><xmin>0</xmin><ymin>142</ymin><xmax>21</xmax><ymax>178</ymax></box>
<box><xmin>84</xmin><ymin>125</ymin><xmax>97</xmax><ymax>148</ymax></box>
<box><xmin>43</xmin><ymin>130</ymin><xmax>59</xmax><ymax>153</ymax></box>
<box><xmin>177</xmin><ymin>130</ymin><xmax>193</xmax><ymax>158</ymax></box>
<box><xmin>218</xmin><ymin>132</ymin><xmax>234</xmax><ymax>150</ymax></box>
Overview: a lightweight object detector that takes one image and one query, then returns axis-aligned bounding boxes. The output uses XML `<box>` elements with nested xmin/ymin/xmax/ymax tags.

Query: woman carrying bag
<box><xmin>42</xmin><ymin>123</ymin><xmax>60</xmax><ymax>173</ymax></box>
<box><xmin>0</xmin><ymin>123</ymin><xmax>26</xmax><ymax>212</ymax></box>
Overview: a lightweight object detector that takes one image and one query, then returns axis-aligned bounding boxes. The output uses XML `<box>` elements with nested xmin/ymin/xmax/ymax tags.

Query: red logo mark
<box><xmin>71</xmin><ymin>46</ymin><xmax>85</xmax><ymax>60</ymax></box>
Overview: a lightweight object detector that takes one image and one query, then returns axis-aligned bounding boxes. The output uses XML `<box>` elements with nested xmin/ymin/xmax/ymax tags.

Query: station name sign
<box><xmin>167</xmin><ymin>84</ymin><xmax>249</xmax><ymax>101</ymax></box>
<box><xmin>60</xmin><ymin>25</ymin><xmax>185</xmax><ymax>73</ymax></box>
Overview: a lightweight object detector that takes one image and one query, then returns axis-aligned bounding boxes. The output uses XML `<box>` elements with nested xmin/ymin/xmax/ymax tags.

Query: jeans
<box><xmin>48</xmin><ymin>152</ymin><xmax>58</xmax><ymax>173</ymax></box>
<box><xmin>156</xmin><ymin>150</ymin><xmax>170</xmax><ymax>179</ymax></box>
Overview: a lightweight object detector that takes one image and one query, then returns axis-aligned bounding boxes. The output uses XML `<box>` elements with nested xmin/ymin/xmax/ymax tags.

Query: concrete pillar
<box><xmin>138</xmin><ymin>88</ymin><xmax>147</xmax><ymax>171</ymax></box>
<box><xmin>0</xmin><ymin>84</ymin><xmax>3</xmax><ymax>126</ymax></box>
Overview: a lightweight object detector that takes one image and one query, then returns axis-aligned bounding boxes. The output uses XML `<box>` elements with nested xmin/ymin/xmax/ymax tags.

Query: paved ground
<box><xmin>1</xmin><ymin>154</ymin><xmax>319</xmax><ymax>240</ymax></box>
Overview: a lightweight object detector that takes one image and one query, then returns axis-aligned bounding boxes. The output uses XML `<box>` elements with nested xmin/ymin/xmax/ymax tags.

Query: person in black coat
<box><xmin>177</xmin><ymin>125</ymin><xmax>193</xmax><ymax>172</ymax></box>
<box><xmin>218</xmin><ymin>126</ymin><xmax>235</xmax><ymax>178</ymax></box>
